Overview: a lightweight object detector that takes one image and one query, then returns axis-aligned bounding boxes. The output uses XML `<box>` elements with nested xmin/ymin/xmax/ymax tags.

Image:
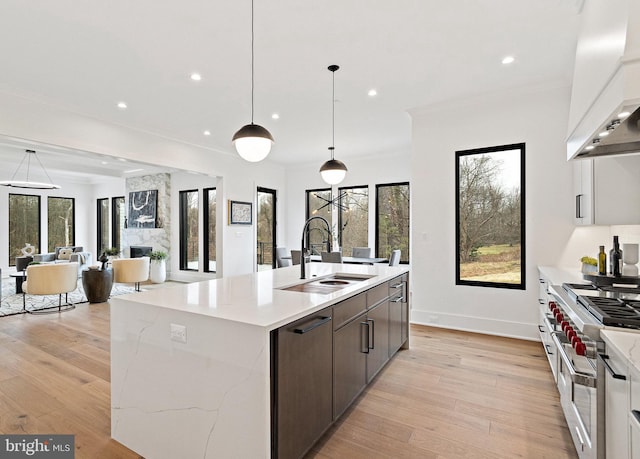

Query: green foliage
<box><xmin>149</xmin><ymin>250</ymin><xmax>168</xmax><ymax>261</ymax></box>
<box><xmin>581</xmin><ymin>256</ymin><xmax>597</xmax><ymax>266</ymax></box>
<box><xmin>104</xmin><ymin>247</ymin><xmax>120</xmax><ymax>256</ymax></box>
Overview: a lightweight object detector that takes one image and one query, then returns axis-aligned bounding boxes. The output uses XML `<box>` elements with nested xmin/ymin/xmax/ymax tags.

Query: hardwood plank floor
<box><xmin>0</xmin><ymin>302</ymin><xmax>576</xmax><ymax>458</ymax></box>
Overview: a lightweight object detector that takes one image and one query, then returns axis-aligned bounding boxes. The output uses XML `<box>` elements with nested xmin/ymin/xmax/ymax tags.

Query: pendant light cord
<box><xmin>251</xmin><ymin>0</ymin><xmax>255</xmax><ymax>124</ymax></box>
<box><xmin>331</xmin><ymin>69</ymin><xmax>335</xmax><ymax>159</ymax></box>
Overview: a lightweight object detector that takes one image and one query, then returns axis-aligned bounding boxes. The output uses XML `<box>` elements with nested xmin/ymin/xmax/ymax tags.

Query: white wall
<box><xmin>410</xmin><ymin>85</ymin><xmax>575</xmax><ymax>339</ymax></box>
<box><xmin>284</xmin><ymin>153</ymin><xmax>411</xmax><ymax>256</ymax></box>
<box><xmin>0</xmin><ymin>91</ymin><xmax>286</xmax><ymax>278</ymax></box>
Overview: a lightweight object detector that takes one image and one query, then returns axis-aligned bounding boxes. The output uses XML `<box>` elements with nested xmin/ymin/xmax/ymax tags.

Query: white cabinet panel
<box><xmin>605</xmin><ymin>346</ymin><xmax>630</xmax><ymax>459</ymax></box>
<box><xmin>594</xmin><ymin>155</ymin><xmax>640</xmax><ymax>225</ymax></box>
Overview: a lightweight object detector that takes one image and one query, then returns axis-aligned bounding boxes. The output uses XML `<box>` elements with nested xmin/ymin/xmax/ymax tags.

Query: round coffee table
<box><xmin>82</xmin><ymin>268</ymin><xmax>113</xmax><ymax>303</ymax></box>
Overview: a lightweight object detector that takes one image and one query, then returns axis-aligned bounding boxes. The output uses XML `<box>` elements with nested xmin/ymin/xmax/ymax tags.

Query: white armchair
<box><xmin>112</xmin><ymin>257</ymin><xmax>150</xmax><ymax>291</ymax></box>
<box><xmin>22</xmin><ymin>262</ymin><xmax>79</xmax><ymax>312</ymax></box>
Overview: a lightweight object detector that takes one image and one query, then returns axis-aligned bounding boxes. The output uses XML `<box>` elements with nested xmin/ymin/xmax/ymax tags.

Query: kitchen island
<box><xmin>110</xmin><ymin>262</ymin><xmax>409</xmax><ymax>459</ymax></box>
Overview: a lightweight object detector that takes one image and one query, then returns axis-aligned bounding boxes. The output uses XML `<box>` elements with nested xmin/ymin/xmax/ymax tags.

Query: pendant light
<box><xmin>232</xmin><ymin>0</ymin><xmax>274</xmax><ymax>162</ymax></box>
<box><xmin>0</xmin><ymin>149</ymin><xmax>61</xmax><ymax>189</ymax></box>
<box><xmin>320</xmin><ymin>65</ymin><xmax>348</xmax><ymax>185</ymax></box>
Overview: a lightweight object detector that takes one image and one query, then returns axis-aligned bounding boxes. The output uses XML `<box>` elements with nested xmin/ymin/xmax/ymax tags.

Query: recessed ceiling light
<box><xmin>101</xmin><ymin>161</ymin><xmax>108</xmax><ymax>165</ymax></box>
<box><xmin>203</xmin><ymin>130</ymin><xmax>211</xmax><ymax>136</ymax></box>
<box><xmin>585</xmin><ymin>145</ymin><xmax>595</xmax><ymax>150</ymax></box>
<box><xmin>501</xmin><ymin>56</ymin><xmax>515</xmax><ymax>65</ymax></box>
<box><xmin>117</xmin><ymin>101</ymin><xmax>127</xmax><ymax>109</ymax></box>
<box><xmin>190</xmin><ymin>73</ymin><xmax>202</xmax><ymax>81</ymax></box>
<box><xmin>271</xmin><ymin>113</ymin><xmax>280</xmax><ymax>120</ymax></box>
<box><xmin>618</xmin><ymin>111</ymin><xmax>631</xmax><ymax>118</ymax></box>
<box><xmin>124</xmin><ymin>168</ymin><xmax>144</xmax><ymax>174</ymax></box>
<box><xmin>368</xmin><ymin>89</ymin><xmax>377</xmax><ymax>97</ymax></box>
<box><xmin>599</xmin><ymin>131</ymin><xmax>609</xmax><ymax>137</ymax></box>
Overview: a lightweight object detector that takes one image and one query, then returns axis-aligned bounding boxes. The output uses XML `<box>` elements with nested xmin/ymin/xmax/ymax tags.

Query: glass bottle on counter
<box><xmin>598</xmin><ymin>245</ymin><xmax>607</xmax><ymax>275</ymax></box>
<box><xmin>610</xmin><ymin>236</ymin><xmax>623</xmax><ymax>276</ymax></box>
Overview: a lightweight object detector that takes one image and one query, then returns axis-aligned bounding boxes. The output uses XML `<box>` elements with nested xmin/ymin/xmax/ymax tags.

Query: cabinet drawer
<box><xmin>367</xmin><ymin>283</ymin><xmax>389</xmax><ymax>309</ymax></box>
<box><xmin>333</xmin><ymin>293</ymin><xmax>367</xmax><ymax>330</ymax></box>
<box><xmin>631</xmin><ymin>365</ymin><xmax>640</xmax><ymax>412</ymax></box>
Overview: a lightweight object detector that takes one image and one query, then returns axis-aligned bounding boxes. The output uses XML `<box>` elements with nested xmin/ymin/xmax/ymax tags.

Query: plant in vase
<box><xmin>580</xmin><ymin>256</ymin><xmax>598</xmax><ymax>274</ymax></box>
<box><xmin>149</xmin><ymin>250</ymin><xmax>168</xmax><ymax>284</ymax></box>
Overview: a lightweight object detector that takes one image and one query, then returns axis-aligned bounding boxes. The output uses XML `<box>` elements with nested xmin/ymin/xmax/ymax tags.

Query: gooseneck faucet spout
<box><xmin>300</xmin><ymin>216</ymin><xmax>332</xmax><ymax>279</ymax></box>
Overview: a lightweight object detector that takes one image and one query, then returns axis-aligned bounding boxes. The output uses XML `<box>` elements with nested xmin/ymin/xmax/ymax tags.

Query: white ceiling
<box><xmin>0</xmin><ymin>0</ymin><xmax>582</xmax><ymax>177</ymax></box>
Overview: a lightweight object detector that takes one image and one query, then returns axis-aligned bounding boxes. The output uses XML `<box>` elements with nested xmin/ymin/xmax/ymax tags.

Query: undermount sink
<box><xmin>278</xmin><ymin>273</ymin><xmax>375</xmax><ymax>294</ymax></box>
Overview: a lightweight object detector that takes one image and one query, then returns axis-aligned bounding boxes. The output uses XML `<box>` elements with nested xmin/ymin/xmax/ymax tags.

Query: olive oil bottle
<box><xmin>598</xmin><ymin>246</ymin><xmax>607</xmax><ymax>275</ymax></box>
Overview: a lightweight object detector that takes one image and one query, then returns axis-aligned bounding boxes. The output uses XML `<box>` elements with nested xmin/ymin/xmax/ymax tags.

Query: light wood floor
<box><xmin>0</xmin><ymin>302</ymin><xmax>577</xmax><ymax>458</ymax></box>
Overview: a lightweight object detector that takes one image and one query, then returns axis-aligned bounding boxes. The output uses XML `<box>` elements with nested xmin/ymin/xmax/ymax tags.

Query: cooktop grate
<box><xmin>578</xmin><ymin>295</ymin><xmax>640</xmax><ymax>328</ymax></box>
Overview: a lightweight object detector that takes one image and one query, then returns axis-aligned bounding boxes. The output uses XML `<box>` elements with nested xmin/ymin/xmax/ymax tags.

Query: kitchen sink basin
<box><xmin>278</xmin><ymin>273</ymin><xmax>374</xmax><ymax>294</ymax></box>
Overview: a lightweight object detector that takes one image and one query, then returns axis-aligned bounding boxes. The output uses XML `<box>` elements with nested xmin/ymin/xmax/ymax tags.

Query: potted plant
<box><xmin>105</xmin><ymin>247</ymin><xmax>120</xmax><ymax>257</ymax></box>
<box><xmin>149</xmin><ymin>250</ymin><xmax>168</xmax><ymax>283</ymax></box>
<box><xmin>581</xmin><ymin>256</ymin><xmax>598</xmax><ymax>274</ymax></box>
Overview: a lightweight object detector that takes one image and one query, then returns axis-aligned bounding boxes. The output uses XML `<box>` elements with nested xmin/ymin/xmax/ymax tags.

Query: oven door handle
<box><xmin>551</xmin><ymin>332</ymin><xmax>597</xmax><ymax>388</ymax></box>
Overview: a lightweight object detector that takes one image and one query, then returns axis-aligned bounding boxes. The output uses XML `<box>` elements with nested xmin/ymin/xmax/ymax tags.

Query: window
<box><xmin>257</xmin><ymin>187</ymin><xmax>276</xmax><ymax>270</ymax></box>
<box><xmin>112</xmin><ymin>196</ymin><xmax>125</xmax><ymax>252</ymax></box>
<box><xmin>97</xmin><ymin>198</ymin><xmax>109</xmax><ymax>256</ymax></box>
<box><xmin>338</xmin><ymin>185</ymin><xmax>368</xmax><ymax>257</ymax></box>
<box><xmin>305</xmin><ymin>188</ymin><xmax>333</xmax><ymax>255</ymax></box>
<box><xmin>179</xmin><ymin>189</ymin><xmax>199</xmax><ymax>271</ymax></box>
<box><xmin>9</xmin><ymin>194</ymin><xmax>41</xmax><ymax>266</ymax></box>
<box><xmin>456</xmin><ymin>143</ymin><xmax>525</xmax><ymax>289</ymax></box>
<box><xmin>203</xmin><ymin>188</ymin><xmax>216</xmax><ymax>273</ymax></box>
<box><xmin>376</xmin><ymin>182</ymin><xmax>410</xmax><ymax>263</ymax></box>
<box><xmin>47</xmin><ymin>196</ymin><xmax>75</xmax><ymax>252</ymax></box>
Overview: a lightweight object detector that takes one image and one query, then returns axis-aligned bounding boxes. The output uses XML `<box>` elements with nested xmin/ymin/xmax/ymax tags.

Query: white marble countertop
<box><xmin>538</xmin><ymin>265</ymin><xmax>585</xmax><ymax>285</ymax></box>
<box><xmin>601</xmin><ymin>329</ymin><xmax>640</xmax><ymax>373</ymax></box>
<box><xmin>114</xmin><ymin>263</ymin><xmax>409</xmax><ymax>330</ymax></box>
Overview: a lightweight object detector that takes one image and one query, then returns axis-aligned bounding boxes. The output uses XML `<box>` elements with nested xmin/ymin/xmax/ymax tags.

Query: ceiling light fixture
<box><xmin>0</xmin><ymin>149</ymin><xmax>61</xmax><ymax>189</ymax></box>
<box><xmin>319</xmin><ymin>65</ymin><xmax>348</xmax><ymax>185</ymax></box>
<box><xmin>190</xmin><ymin>73</ymin><xmax>202</xmax><ymax>81</ymax></box>
<box><xmin>203</xmin><ymin>130</ymin><xmax>211</xmax><ymax>136</ymax></box>
<box><xmin>117</xmin><ymin>101</ymin><xmax>127</xmax><ymax>109</ymax></box>
<box><xmin>368</xmin><ymin>89</ymin><xmax>377</xmax><ymax>97</ymax></box>
<box><xmin>502</xmin><ymin>56</ymin><xmax>515</xmax><ymax>64</ymax></box>
<box><xmin>232</xmin><ymin>0</ymin><xmax>274</xmax><ymax>162</ymax></box>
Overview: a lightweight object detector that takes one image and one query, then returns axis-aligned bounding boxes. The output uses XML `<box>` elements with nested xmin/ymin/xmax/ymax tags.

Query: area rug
<box><xmin>0</xmin><ymin>279</ymin><xmax>136</xmax><ymax>316</ymax></box>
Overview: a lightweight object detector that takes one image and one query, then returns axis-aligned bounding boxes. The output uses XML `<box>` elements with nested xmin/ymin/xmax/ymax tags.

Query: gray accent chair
<box><xmin>388</xmin><ymin>249</ymin><xmax>401</xmax><ymax>266</ymax></box>
<box><xmin>352</xmin><ymin>247</ymin><xmax>372</xmax><ymax>258</ymax></box>
<box><xmin>275</xmin><ymin>248</ymin><xmax>292</xmax><ymax>268</ymax></box>
<box><xmin>321</xmin><ymin>251</ymin><xmax>343</xmax><ymax>263</ymax></box>
<box><xmin>34</xmin><ymin>246</ymin><xmax>93</xmax><ymax>276</ymax></box>
<box><xmin>290</xmin><ymin>250</ymin><xmax>302</xmax><ymax>266</ymax></box>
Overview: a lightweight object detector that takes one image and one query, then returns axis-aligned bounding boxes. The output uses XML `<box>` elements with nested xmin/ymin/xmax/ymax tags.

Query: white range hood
<box><xmin>567</xmin><ymin>0</ymin><xmax>640</xmax><ymax>160</ymax></box>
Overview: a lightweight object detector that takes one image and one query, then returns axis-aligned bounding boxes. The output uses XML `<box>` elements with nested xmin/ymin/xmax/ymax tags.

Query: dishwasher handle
<box><xmin>293</xmin><ymin>316</ymin><xmax>331</xmax><ymax>334</ymax></box>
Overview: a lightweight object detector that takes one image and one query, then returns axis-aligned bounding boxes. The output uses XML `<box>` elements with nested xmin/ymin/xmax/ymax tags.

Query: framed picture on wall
<box><xmin>228</xmin><ymin>200</ymin><xmax>252</xmax><ymax>225</ymax></box>
<box><xmin>129</xmin><ymin>189</ymin><xmax>158</xmax><ymax>228</ymax></box>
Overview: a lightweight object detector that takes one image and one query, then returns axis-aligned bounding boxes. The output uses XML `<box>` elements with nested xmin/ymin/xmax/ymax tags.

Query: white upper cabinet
<box><xmin>574</xmin><ymin>154</ymin><xmax>640</xmax><ymax>225</ymax></box>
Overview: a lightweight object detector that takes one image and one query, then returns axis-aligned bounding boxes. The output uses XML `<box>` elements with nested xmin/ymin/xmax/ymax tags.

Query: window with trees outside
<box><xmin>376</xmin><ymin>182</ymin><xmax>410</xmax><ymax>263</ymax></box>
<box><xmin>8</xmin><ymin>194</ymin><xmax>41</xmax><ymax>266</ymax></box>
<box><xmin>257</xmin><ymin>187</ymin><xmax>276</xmax><ymax>270</ymax></box>
<box><xmin>456</xmin><ymin>143</ymin><xmax>525</xmax><ymax>289</ymax></box>
<box><xmin>179</xmin><ymin>189</ymin><xmax>199</xmax><ymax>271</ymax></box>
<box><xmin>305</xmin><ymin>189</ymin><xmax>333</xmax><ymax>255</ymax></box>
<box><xmin>338</xmin><ymin>186</ymin><xmax>368</xmax><ymax>257</ymax></box>
<box><xmin>97</xmin><ymin>198</ymin><xmax>109</xmax><ymax>256</ymax></box>
<box><xmin>112</xmin><ymin>196</ymin><xmax>125</xmax><ymax>253</ymax></box>
<box><xmin>48</xmin><ymin>197</ymin><xmax>75</xmax><ymax>252</ymax></box>
<box><xmin>203</xmin><ymin>187</ymin><xmax>216</xmax><ymax>273</ymax></box>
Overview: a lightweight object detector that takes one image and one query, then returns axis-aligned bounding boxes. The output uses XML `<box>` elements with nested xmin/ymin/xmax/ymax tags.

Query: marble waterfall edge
<box><xmin>110</xmin><ymin>300</ymin><xmax>270</xmax><ymax>458</ymax></box>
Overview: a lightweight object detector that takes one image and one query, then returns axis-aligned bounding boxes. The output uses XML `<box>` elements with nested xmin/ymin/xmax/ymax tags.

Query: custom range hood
<box><xmin>567</xmin><ymin>0</ymin><xmax>640</xmax><ymax>160</ymax></box>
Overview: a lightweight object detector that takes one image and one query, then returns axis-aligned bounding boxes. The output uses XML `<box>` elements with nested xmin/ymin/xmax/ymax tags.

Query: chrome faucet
<box><xmin>300</xmin><ymin>216</ymin><xmax>332</xmax><ymax>279</ymax></box>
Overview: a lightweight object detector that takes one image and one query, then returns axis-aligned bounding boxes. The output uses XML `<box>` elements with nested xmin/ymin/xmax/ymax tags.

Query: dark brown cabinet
<box><xmin>271</xmin><ymin>307</ymin><xmax>333</xmax><ymax>459</ymax></box>
<box><xmin>271</xmin><ymin>273</ymin><xmax>410</xmax><ymax>458</ymax></box>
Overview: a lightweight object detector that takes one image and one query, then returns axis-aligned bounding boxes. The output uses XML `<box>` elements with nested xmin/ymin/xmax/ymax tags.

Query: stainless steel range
<box><xmin>542</xmin><ymin>280</ymin><xmax>640</xmax><ymax>459</ymax></box>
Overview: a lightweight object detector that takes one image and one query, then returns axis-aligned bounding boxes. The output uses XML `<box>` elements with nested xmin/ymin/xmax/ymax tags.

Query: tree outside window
<box><xmin>376</xmin><ymin>182</ymin><xmax>410</xmax><ymax>263</ymax></box>
<box><xmin>338</xmin><ymin>186</ymin><xmax>368</xmax><ymax>257</ymax></box>
<box><xmin>8</xmin><ymin>194</ymin><xmax>41</xmax><ymax>266</ymax></box>
<box><xmin>48</xmin><ymin>197</ymin><xmax>75</xmax><ymax>252</ymax></box>
<box><xmin>456</xmin><ymin>143</ymin><xmax>525</xmax><ymax>289</ymax></box>
<box><xmin>305</xmin><ymin>189</ymin><xmax>333</xmax><ymax>255</ymax></box>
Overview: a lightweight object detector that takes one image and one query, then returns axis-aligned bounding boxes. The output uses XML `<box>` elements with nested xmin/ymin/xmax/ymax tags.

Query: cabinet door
<box><xmin>389</xmin><ymin>293</ymin><xmax>403</xmax><ymax>356</ymax></box>
<box><xmin>603</xmin><ymin>347</ymin><xmax>629</xmax><ymax>459</ymax></box>
<box><xmin>594</xmin><ymin>155</ymin><xmax>640</xmax><ymax>225</ymax></box>
<box><xmin>573</xmin><ymin>159</ymin><xmax>593</xmax><ymax>225</ymax></box>
<box><xmin>274</xmin><ymin>307</ymin><xmax>333</xmax><ymax>459</ymax></box>
<box><xmin>366</xmin><ymin>300</ymin><xmax>390</xmax><ymax>383</ymax></box>
<box><xmin>334</xmin><ymin>312</ymin><xmax>368</xmax><ymax>420</ymax></box>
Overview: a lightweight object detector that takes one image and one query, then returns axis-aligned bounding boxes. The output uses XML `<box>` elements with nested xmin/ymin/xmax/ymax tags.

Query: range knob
<box><xmin>555</xmin><ymin>311</ymin><xmax>564</xmax><ymax>322</ymax></box>
<box><xmin>571</xmin><ymin>335</ymin><xmax>582</xmax><ymax>348</ymax></box>
<box><xmin>566</xmin><ymin>328</ymin><xmax>576</xmax><ymax>341</ymax></box>
<box><xmin>548</xmin><ymin>301</ymin><xmax>557</xmax><ymax>312</ymax></box>
<box><xmin>561</xmin><ymin>321</ymin><xmax>570</xmax><ymax>333</ymax></box>
<box><xmin>575</xmin><ymin>341</ymin><xmax>586</xmax><ymax>356</ymax></box>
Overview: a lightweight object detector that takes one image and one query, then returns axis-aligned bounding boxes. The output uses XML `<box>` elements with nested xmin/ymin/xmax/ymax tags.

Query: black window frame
<box><xmin>179</xmin><ymin>189</ymin><xmax>199</xmax><ymax>271</ymax></box>
<box><xmin>8</xmin><ymin>193</ymin><xmax>41</xmax><ymax>266</ymax></box>
<box><xmin>257</xmin><ymin>186</ymin><xmax>277</xmax><ymax>270</ymax></box>
<box><xmin>96</xmin><ymin>197</ymin><xmax>109</xmax><ymax>256</ymax></box>
<box><xmin>203</xmin><ymin>187</ymin><xmax>216</xmax><ymax>273</ymax></box>
<box><xmin>455</xmin><ymin>142</ymin><xmax>526</xmax><ymax>290</ymax></box>
<box><xmin>375</xmin><ymin>181</ymin><xmax>410</xmax><ymax>264</ymax></box>
<box><xmin>111</xmin><ymin>196</ymin><xmax>125</xmax><ymax>253</ymax></box>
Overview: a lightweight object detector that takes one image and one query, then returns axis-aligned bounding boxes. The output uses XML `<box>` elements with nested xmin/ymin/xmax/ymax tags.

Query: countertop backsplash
<box><xmin>557</xmin><ymin>224</ymin><xmax>640</xmax><ymax>270</ymax></box>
